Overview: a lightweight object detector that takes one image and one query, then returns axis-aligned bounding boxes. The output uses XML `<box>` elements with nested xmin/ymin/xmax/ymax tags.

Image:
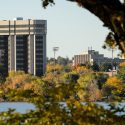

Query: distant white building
<box><xmin>73</xmin><ymin>49</ymin><xmax>125</xmax><ymax>67</ymax></box>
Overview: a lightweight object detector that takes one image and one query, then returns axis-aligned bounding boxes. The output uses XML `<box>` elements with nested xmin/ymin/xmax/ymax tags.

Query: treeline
<box><xmin>0</xmin><ymin>61</ymin><xmax>125</xmax><ymax>124</ymax></box>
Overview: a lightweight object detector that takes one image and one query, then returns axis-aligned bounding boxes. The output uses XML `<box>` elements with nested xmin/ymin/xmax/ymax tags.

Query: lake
<box><xmin>0</xmin><ymin>102</ymin><xmax>35</xmax><ymax>113</ymax></box>
<box><xmin>0</xmin><ymin>102</ymin><xmax>125</xmax><ymax>115</ymax></box>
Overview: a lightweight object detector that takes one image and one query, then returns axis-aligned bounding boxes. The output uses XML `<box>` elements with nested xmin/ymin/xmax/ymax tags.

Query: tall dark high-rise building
<box><xmin>0</xmin><ymin>17</ymin><xmax>47</xmax><ymax>76</ymax></box>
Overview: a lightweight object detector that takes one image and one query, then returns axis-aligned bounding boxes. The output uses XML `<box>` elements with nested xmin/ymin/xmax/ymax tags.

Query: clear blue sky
<box><xmin>0</xmin><ymin>0</ymin><xmax>122</xmax><ymax>59</ymax></box>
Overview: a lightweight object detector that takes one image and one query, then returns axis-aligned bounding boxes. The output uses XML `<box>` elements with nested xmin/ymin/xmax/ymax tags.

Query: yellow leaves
<box><xmin>66</xmin><ymin>97</ymin><xmax>82</xmax><ymax>110</ymax></box>
<box><xmin>119</xmin><ymin>62</ymin><xmax>125</xmax><ymax>67</ymax></box>
<box><xmin>77</xmin><ymin>73</ymin><xmax>94</xmax><ymax>87</ymax></box>
<box><xmin>8</xmin><ymin>70</ymin><xmax>25</xmax><ymax>78</ymax></box>
<box><xmin>105</xmin><ymin>76</ymin><xmax>124</xmax><ymax>93</ymax></box>
<box><xmin>0</xmin><ymin>90</ymin><xmax>3</xmax><ymax>94</ymax></box>
<box><xmin>3</xmin><ymin>71</ymin><xmax>43</xmax><ymax>95</ymax></box>
<box><xmin>73</xmin><ymin>65</ymin><xmax>91</xmax><ymax>74</ymax></box>
<box><xmin>3</xmin><ymin>112</ymin><xmax>8</xmax><ymax>117</ymax></box>
<box><xmin>55</xmin><ymin>91</ymin><xmax>63</xmax><ymax>100</ymax></box>
<box><xmin>43</xmin><ymin>72</ymin><xmax>54</xmax><ymax>82</ymax></box>
<box><xmin>47</xmin><ymin>64</ymin><xmax>63</xmax><ymax>73</ymax></box>
<box><xmin>76</xmin><ymin>66</ymin><xmax>87</xmax><ymax>71</ymax></box>
<box><xmin>77</xmin><ymin>73</ymin><xmax>102</xmax><ymax>101</ymax></box>
<box><xmin>23</xmin><ymin>82</ymin><xmax>34</xmax><ymax>90</ymax></box>
<box><xmin>106</xmin><ymin>76</ymin><xmax>122</xmax><ymax>88</ymax></box>
<box><xmin>87</xmin><ymin>106</ymin><xmax>92</xmax><ymax>111</ymax></box>
<box><xmin>74</xmin><ymin>100</ymin><xmax>81</xmax><ymax>109</ymax></box>
<box><xmin>77</xmin><ymin>89</ymin><xmax>85</xmax><ymax>100</ymax></box>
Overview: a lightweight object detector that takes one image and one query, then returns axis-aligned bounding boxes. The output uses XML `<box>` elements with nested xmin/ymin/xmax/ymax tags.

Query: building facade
<box><xmin>0</xmin><ymin>18</ymin><xmax>47</xmax><ymax>76</ymax></box>
<box><xmin>73</xmin><ymin>50</ymin><xmax>125</xmax><ymax>68</ymax></box>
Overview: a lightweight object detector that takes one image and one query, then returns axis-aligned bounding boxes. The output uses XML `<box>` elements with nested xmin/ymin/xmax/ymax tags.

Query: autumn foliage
<box><xmin>0</xmin><ymin>64</ymin><xmax>125</xmax><ymax>124</ymax></box>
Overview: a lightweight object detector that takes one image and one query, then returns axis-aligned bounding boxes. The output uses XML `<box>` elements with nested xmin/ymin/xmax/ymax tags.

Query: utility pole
<box><xmin>111</xmin><ymin>44</ymin><xmax>117</xmax><ymax>76</ymax></box>
<box><xmin>111</xmin><ymin>48</ymin><xmax>114</xmax><ymax>76</ymax></box>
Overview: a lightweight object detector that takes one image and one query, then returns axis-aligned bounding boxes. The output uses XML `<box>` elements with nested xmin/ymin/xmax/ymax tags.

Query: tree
<box><xmin>77</xmin><ymin>73</ymin><xmax>101</xmax><ymax>101</ymax></box>
<box><xmin>62</xmin><ymin>72</ymin><xmax>79</xmax><ymax>84</ymax></box>
<box><xmin>1</xmin><ymin>67</ymin><xmax>125</xmax><ymax>124</ymax></box>
<box><xmin>99</xmin><ymin>63</ymin><xmax>112</xmax><ymax>72</ymax></box>
<box><xmin>57</xmin><ymin>56</ymin><xmax>69</xmax><ymax>66</ymax></box>
<box><xmin>46</xmin><ymin>64</ymin><xmax>64</xmax><ymax>73</ymax></box>
<box><xmin>1</xmin><ymin>71</ymin><xmax>43</xmax><ymax>101</ymax></box>
<box><xmin>91</xmin><ymin>61</ymin><xmax>99</xmax><ymax>71</ymax></box>
<box><xmin>94</xmin><ymin>72</ymin><xmax>109</xmax><ymax>89</ymax></box>
<box><xmin>42</xmin><ymin>0</ymin><xmax>125</xmax><ymax>56</ymax></box>
<box><xmin>117</xmin><ymin>62</ymin><xmax>125</xmax><ymax>80</ymax></box>
<box><xmin>73</xmin><ymin>65</ymin><xmax>91</xmax><ymax>74</ymax></box>
<box><xmin>102</xmin><ymin>76</ymin><xmax>125</xmax><ymax>99</ymax></box>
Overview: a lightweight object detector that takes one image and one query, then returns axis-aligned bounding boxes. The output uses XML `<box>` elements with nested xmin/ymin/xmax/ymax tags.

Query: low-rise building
<box><xmin>73</xmin><ymin>49</ymin><xmax>125</xmax><ymax>68</ymax></box>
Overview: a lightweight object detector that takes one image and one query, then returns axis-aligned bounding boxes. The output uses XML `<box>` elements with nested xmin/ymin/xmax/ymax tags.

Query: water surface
<box><xmin>0</xmin><ymin>102</ymin><xmax>35</xmax><ymax>113</ymax></box>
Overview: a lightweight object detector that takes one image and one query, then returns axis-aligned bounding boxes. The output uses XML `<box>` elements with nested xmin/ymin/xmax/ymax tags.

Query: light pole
<box><xmin>111</xmin><ymin>45</ymin><xmax>117</xmax><ymax>76</ymax></box>
<box><xmin>111</xmin><ymin>48</ymin><xmax>114</xmax><ymax>76</ymax></box>
<box><xmin>53</xmin><ymin>47</ymin><xmax>59</xmax><ymax>65</ymax></box>
<box><xmin>53</xmin><ymin>47</ymin><xmax>59</xmax><ymax>75</ymax></box>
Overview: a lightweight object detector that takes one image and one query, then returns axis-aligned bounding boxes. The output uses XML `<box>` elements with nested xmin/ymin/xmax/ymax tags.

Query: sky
<box><xmin>0</xmin><ymin>0</ymin><xmax>123</xmax><ymax>59</ymax></box>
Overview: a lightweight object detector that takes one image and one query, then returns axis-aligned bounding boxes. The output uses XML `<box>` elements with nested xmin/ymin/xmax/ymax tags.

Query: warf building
<box><xmin>0</xmin><ymin>17</ymin><xmax>47</xmax><ymax>76</ymax></box>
